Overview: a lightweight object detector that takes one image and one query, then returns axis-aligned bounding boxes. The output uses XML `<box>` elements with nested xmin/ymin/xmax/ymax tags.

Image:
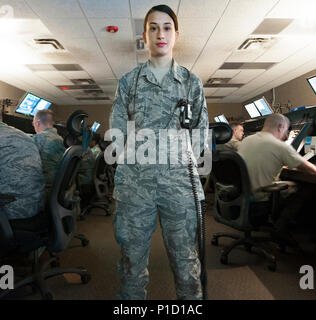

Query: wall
<box><xmin>245</xmin><ymin>69</ymin><xmax>316</xmax><ymax>114</ymax></box>
<box><xmin>207</xmin><ymin>102</ymin><xmax>246</xmax><ymax>122</ymax></box>
<box><xmin>53</xmin><ymin>104</ymin><xmax>112</xmax><ymax>135</ymax></box>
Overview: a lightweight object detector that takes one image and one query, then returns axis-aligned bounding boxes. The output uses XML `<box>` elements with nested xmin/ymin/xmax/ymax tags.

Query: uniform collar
<box><xmin>140</xmin><ymin>59</ymin><xmax>183</xmax><ymax>84</ymax></box>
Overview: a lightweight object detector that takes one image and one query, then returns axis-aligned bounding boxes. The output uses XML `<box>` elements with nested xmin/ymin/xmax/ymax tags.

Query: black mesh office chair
<box><xmin>0</xmin><ymin>145</ymin><xmax>91</xmax><ymax>300</ymax></box>
<box><xmin>80</xmin><ymin>151</ymin><xmax>115</xmax><ymax>217</ymax></box>
<box><xmin>211</xmin><ymin>149</ymin><xmax>288</xmax><ymax>271</ymax></box>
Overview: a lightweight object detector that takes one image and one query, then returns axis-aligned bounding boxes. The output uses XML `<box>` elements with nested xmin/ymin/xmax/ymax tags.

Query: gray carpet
<box><xmin>4</xmin><ymin>193</ymin><xmax>316</xmax><ymax>300</ymax></box>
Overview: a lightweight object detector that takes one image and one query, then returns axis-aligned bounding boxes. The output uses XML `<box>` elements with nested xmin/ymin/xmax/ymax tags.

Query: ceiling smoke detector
<box><xmin>238</xmin><ymin>37</ymin><xmax>275</xmax><ymax>50</ymax></box>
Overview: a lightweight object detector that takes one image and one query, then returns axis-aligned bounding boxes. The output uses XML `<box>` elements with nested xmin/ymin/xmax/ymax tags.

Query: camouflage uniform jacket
<box><xmin>0</xmin><ymin>121</ymin><xmax>45</xmax><ymax>220</ymax></box>
<box><xmin>33</xmin><ymin>127</ymin><xmax>65</xmax><ymax>193</ymax></box>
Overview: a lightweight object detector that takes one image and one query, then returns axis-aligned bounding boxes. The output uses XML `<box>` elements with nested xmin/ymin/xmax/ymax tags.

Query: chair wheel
<box><xmin>220</xmin><ymin>255</ymin><xmax>228</xmax><ymax>265</ymax></box>
<box><xmin>82</xmin><ymin>239</ymin><xmax>89</xmax><ymax>247</ymax></box>
<box><xmin>81</xmin><ymin>273</ymin><xmax>91</xmax><ymax>284</ymax></box>
<box><xmin>43</xmin><ymin>292</ymin><xmax>54</xmax><ymax>300</ymax></box>
<box><xmin>211</xmin><ymin>237</ymin><xmax>218</xmax><ymax>246</ymax></box>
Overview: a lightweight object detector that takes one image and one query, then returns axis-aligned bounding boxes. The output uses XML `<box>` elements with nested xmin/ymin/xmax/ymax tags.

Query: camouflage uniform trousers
<box><xmin>113</xmin><ymin>163</ymin><xmax>203</xmax><ymax>300</ymax></box>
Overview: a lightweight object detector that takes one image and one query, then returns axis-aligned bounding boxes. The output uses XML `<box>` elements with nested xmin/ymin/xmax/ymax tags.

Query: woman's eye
<box><xmin>164</xmin><ymin>27</ymin><xmax>171</xmax><ymax>31</ymax></box>
<box><xmin>150</xmin><ymin>26</ymin><xmax>156</xmax><ymax>31</ymax></box>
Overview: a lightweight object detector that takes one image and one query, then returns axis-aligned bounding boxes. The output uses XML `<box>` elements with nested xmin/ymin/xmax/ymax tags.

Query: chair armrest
<box><xmin>257</xmin><ymin>182</ymin><xmax>289</xmax><ymax>193</ymax></box>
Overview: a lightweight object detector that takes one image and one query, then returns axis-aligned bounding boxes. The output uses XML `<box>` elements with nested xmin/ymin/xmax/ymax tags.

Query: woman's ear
<box><xmin>142</xmin><ymin>31</ymin><xmax>147</xmax><ymax>44</ymax></box>
<box><xmin>175</xmin><ymin>31</ymin><xmax>179</xmax><ymax>41</ymax></box>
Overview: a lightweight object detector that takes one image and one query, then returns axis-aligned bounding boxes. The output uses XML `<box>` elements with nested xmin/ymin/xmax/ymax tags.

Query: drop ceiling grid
<box><xmin>265</xmin><ymin>0</ymin><xmax>316</xmax><ymax>19</ymax></box>
<box><xmin>229</xmin><ymin>69</ymin><xmax>266</xmax><ymax>84</ymax></box>
<box><xmin>79</xmin><ymin>63</ymin><xmax>115</xmax><ymax>79</ymax></box>
<box><xmin>25</xmin><ymin>0</ymin><xmax>85</xmax><ymax>19</ymax></box>
<box><xmin>203</xmin><ymin>88</ymin><xmax>219</xmax><ymax>96</ymax></box>
<box><xmin>59</xmin><ymin>37</ymin><xmax>109</xmax><ymax>64</ymax></box>
<box><xmin>239</xmin><ymin>49</ymin><xmax>316</xmax><ymax>101</ymax></box>
<box><xmin>212</xmin><ymin>87</ymin><xmax>240</xmax><ymax>96</ymax></box>
<box><xmin>105</xmin><ymin>52</ymin><xmax>138</xmax><ymax>79</ymax></box>
<box><xmin>130</xmin><ymin>0</ymin><xmax>180</xmax><ymax>19</ymax></box>
<box><xmin>177</xmin><ymin>0</ymin><xmax>229</xmax><ymax>19</ymax></box>
<box><xmin>35</xmin><ymin>71</ymin><xmax>74</xmax><ymax>86</ymax></box>
<box><xmin>255</xmin><ymin>37</ymin><xmax>314</xmax><ymax>62</ymax></box>
<box><xmin>78</xmin><ymin>0</ymin><xmax>130</xmax><ymax>18</ymax></box>
<box><xmin>191</xmin><ymin>0</ymin><xmax>279</xmax><ymax>80</ymax></box>
<box><xmin>40</xmin><ymin>18</ymin><xmax>95</xmax><ymax>40</ymax></box>
<box><xmin>225</xmin><ymin>50</ymin><xmax>265</xmax><ymax>63</ymax></box>
<box><xmin>61</xmin><ymin>70</ymin><xmax>91</xmax><ymax>79</ymax></box>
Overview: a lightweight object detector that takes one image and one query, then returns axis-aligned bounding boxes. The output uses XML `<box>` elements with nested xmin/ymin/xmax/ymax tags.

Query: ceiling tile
<box><xmin>0</xmin><ymin>0</ymin><xmax>37</xmax><ymax>19</ymax></box>
<box><xmin>36</xmin><ymin>71</ymin><xmax>73</xmax><ymax>85</ymax></box>
<box><xmin>130</xmin><ymin>0</ymin><xmax>179</xmax><ymax>19</ymax></box>
<box><xmin>41</xmin><ymin>18</ymin><xmax>94</xmax><ymax>39</ymax></box>
<box><xmin>178</xmin><ymin>0</ymin><xmax>229</xmax><ymax>18</ymax></box>
<box><xmin>25</xmin><ymin>0</ymin><xmax>84</xmax><ymax>18</ymax></box>
<box><xmin>79</xmin><ymin>0</ymin><xmax>130</xmax><ymax>18</ymax></box>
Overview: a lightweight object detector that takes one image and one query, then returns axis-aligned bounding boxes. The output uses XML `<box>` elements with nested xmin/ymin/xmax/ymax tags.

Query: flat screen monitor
<box><xmin>15</xmin><ymin>92</ymin><xmax>52</xmax><ymax>117</ymax></box>
<box><xmin>218</xmin><ymin>114</ymin><xmax>228</xmax><ymax>123</ymax></box>
<box><xmin>245</xmin><ymin>103</ymin><xmax>261</xmax><ymax>118</ymax></box>
<box><xmin>254</xmin><ymin>97</ymin><xmax>273</xmax><ymax>116</ymax></box>
<box><xmin>91</xmin><ymin>121</ymin><xmax>100</xmax><ymax>133</ymax></box>
<box><xmin>307</xmin><ymin>75</ymin><xmax>316</xmax><ymax>94</ymax></box>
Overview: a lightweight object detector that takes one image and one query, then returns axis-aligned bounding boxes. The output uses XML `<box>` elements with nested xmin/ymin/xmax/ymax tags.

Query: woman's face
<box><xmin>143</xmin><ymin>11</ymin><xmax>179</xmax><ymax>58</ymax></box>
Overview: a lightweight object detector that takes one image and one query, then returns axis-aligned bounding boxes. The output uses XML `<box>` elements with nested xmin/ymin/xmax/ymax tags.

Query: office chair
<box><xmin>210</xmin><ymin>149</ymin><xmax>288</xmax><ymax>271</ymax></box>
<box><xmin>0</xmin><ymin>145</ymin><xmax>91</xmax><ymax>300</ymax></box>
<box><xmin>80</xmin><ymin>151</ymin><xmax>114</xmax><ymax>217</ymax></box>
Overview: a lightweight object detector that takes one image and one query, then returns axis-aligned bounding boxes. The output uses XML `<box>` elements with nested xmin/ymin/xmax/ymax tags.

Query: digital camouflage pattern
<box><xmin>0</xmin><ymin>121</ymin><xmax>45</xmax><ymax>220</ymax></box>
<box><xmin>110</xmin><ymin>60</ymin><xmax>209</xmax><ymax>300</ymax></box>
<box><xmin>33</xmin><ymin>127</ymin><xmax>65</xmax><ymax>196</ymax></box>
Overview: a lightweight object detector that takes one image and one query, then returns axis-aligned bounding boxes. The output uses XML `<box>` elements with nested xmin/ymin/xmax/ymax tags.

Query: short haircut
<box><xmin>263</xmin><ymin>114</ymin><xmax>289</xmax><ymax>130</ymax></box>
<box><xmin>230</xmin><ymin>122</ymin><xmax>243</xmax><ymax>130</ymax></box>
<box><xmin>35</xmin><ymin>109</ymin><xmax>54</xmax><ymax>126</ymax></box>
<box><xmin>144</xmin><ymin>4</ymin><xmax>178</xmax><ymax>32</ymax></box>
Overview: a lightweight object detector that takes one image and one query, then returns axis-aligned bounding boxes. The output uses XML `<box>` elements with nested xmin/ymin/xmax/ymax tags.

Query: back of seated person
<box><xmin>238</xmin><ymin>113</ymin><xmax>316</xmax><ymax>245</ymax></box>
<box><xmin>33</xmin><ymin>110</ymin><xmax>65</xmax><ymax>198</ymax></box>
<box><xmin>0</xmin><ymin>121</ymin><xmax>46</xmax><ymax>231</ymax></box>
<box><xmin>78</xmin><ymin>148</ymin><xmax>96</xmax><ymax>208</ymax></box>
<box><xmin>89</xmin><ymin>133</ymin><xmax>102</xmax><ymax>158</ymax></box>
<box><xmin>224</xmin><ymin>122</ymin><xmax>244</xmax><ymax>152</ymax></box>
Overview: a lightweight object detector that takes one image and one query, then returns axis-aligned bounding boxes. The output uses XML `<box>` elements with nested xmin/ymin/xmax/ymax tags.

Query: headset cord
<box><xmin>185</xmin><ymin>130</ymin><xmax>208</xmax><ymax>300</ymax></box>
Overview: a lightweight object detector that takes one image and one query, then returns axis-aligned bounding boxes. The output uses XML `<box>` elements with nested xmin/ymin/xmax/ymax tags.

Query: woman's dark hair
<box><xmin>143</xmin><ymin>4</ymin><xmax>178</xmax><ymax>32</ymax></box>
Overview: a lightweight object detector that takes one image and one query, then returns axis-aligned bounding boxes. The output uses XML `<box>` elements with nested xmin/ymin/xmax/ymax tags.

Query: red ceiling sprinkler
<box><xmin>106</xmin><ymin>25</ymin><xmax>118</xmax><ymax>33</ymax></box>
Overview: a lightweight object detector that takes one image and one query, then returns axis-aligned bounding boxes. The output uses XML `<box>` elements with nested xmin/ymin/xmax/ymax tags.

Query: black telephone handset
<box><xmin>177</xmin><ymin>99</ymin><xmax>192</xmax><ymax>129</ymax></box>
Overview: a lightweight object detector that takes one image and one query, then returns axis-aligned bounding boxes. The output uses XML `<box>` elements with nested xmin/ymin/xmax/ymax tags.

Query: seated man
<box><xmin>89</xmin><ymin>133</ymin><xmax>102</xmax><ymax>158</ymax></box>
<box><xmin>0</xmin><ymin>121</ymin><xmax>46</xmax><ymax>231</ymax></box>
<box><xmin>238</xmin><ymin>114</ymin><xmax>316</xmax><ymax>245</ymax></box>
<box><xmin>33</xmin><ymin>110</ymin><xmax>65</xmax><ymax>197</ymax></box>
<box><xmin>224</xmin><ymin>122</ymin><xmax>244</xmax><ymax>151</ymax></box>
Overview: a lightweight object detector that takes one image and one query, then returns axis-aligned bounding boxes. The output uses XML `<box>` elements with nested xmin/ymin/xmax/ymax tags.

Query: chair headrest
<box><xmin>66</xmin><ymin>110</ymin><xmax>88</xmax><ymax>137</ymax></box>
<box><xmin>209</xmin><ymin>122</ymin><xmax>233</xmax><ymax>145</ymax></box>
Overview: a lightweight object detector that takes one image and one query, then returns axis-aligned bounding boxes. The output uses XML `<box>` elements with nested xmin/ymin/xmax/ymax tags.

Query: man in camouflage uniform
<box><xmin>33</xmin><ymin>110</ymin><xmax>65</xmax><ymax>197</ymax></box>
<box><xmin>0</xmin><ymin>121</ymin><xmax>45</xmax><ymax>227</ymax></box>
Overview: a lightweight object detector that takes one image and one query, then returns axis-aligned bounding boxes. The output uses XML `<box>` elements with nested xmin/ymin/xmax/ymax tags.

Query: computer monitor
<box><xmin>91</xmin><ymin>121</ymin><xmax>100</xmax><ymax>133</ymax></box>
<box><xmin>307</xmin><ymin>75</ymin><xmax>316</xmax><ymax>94</ymax></box>
<box><xmin>254</xmin><ymin>97</ymin><xmax>273</xmax><ymax>116</ymax></box>
<box><xmin>218</xmin><ymin>114</ymin><xmax>228</xmax><ymax>123</ymax></box>
<box><xmin>244</xmin><ymin>103</ymin><xmax>261</xmax><ymax>118</ymax></box>
<box><xmin>214</xmin><ymin>114</ymin><xmax>228</xmax><ymax>123</ymax></box>
<box><xmin>15</xmin><ymin>92</ymin><xmax>52</xmax><ymax>117</ymax></box>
